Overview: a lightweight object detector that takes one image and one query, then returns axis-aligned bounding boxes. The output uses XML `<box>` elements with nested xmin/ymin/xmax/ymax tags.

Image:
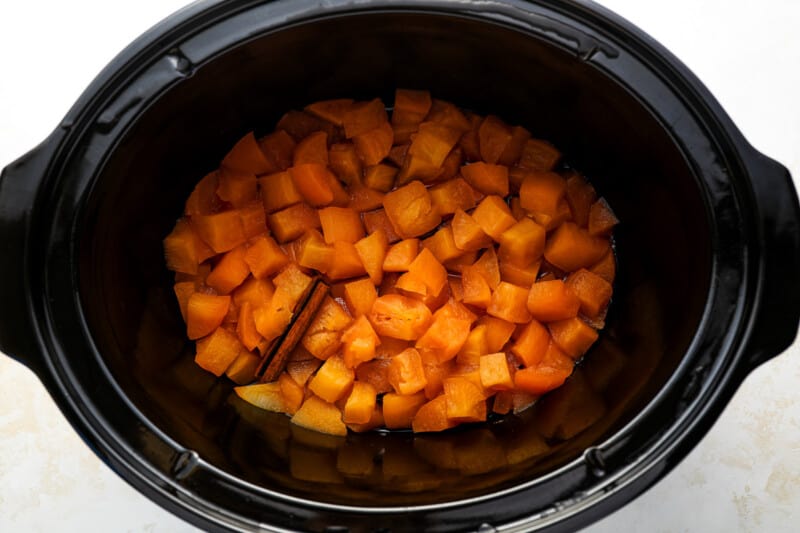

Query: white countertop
<box><xmin>1</xmin><ymin>1</ymin><xmax>798</xmax><ymax>531</ymax></box>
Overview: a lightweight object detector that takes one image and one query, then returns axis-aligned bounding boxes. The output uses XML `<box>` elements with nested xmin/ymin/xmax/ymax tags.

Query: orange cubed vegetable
<box><xmin>408</xmin><ymin>122</ymin><xmax>463</xmax><ymax>168</ymax></box>
<box><xmin>258</xmin><ymin>130</ymin><xmax>296</xmax><ymax>171</ymax></box>
<box><xmin>185</xmin><ymin>171</ymin><xmax>220</xmax><ymax>216</ymax></box>
<box><xmin>194</xmin><ymin>210</ymin><xmax>247</xmax><ymax>253</ymax></box>
<box><xmin>292</xmin><ymin>131</ymin><xmax>329</xmax><ymax>166</ymax></box>
<box><xmin>383</xmin><ymin>180</ymin><xmax>441</xmax><ymax>239</ymax></box>
<box><xmin>519</xmin><ymin>171</ymin><xmax>567</xmax><ymax>221</ymax></box>
<box><xmin>354</xmin><ymin>229</ymin><xmax>389</xmax><ymax>285</ymax></box>
<box><xmin>393</xmin><ymin>89</ymin><xmax>433</xmax><ymax>128</ymax></box>
<box><xmin>186</xmin><ymin>293</ymin><xmax>231</xmax><ymax>340</ymax></box>
<box><xmin>429</xmin><ymin>177</ymin><xmax>479</xmax><ymax>217</ymax></box>
<box><xmin>287</xmin><ymin>355</ymin><xmax>322</xmax><ymax>387</ymax></box>
<box><xmin>363</xmin><ymin>164</ymin><xmax>397</xmax><ymax>192</ymax></box>
<box><xmin>347</xmin><ymin>185</ymin><xmax>385</xmax><ymax>212</ymax></box>
<box><xmin>497</xmin><ymin>218</ymin><xmax>546</xmax><ymax>268</ymax></box>
<box><xmin>518</xmin><ymin>138</ymin><xmax>561</xmax><ymax>172</ymax></box>
<box><xmin>511</xmin><ymin>319</ymin><xmax>550</xmax><ymax>367</ymax></box>
<box><xmin>173</xmin><ymin>281</ymin><xmax>195</xmax><ymax>322</ymax></box>
<box><xmin>565</xmin><ymin>173</ymin><xmax>597</xmax><ymax>227</ymax></box>
<box><xmin>472</xmin><ymin>246</ymin><xmax>501</xmax><ymax>290</ymax></box>
<box><xmin>304</xmin><ymin>98</ymin><xmax>354</xmax><ymax>126</ymax></box>
<box><xmin>477</xmin><ymin>315</ymin><xmax>516</xmax><ymax>353</ymax></box>
<box><xmin>362</xmin><ymin>209</ymin><xmax>401</xmax><ymax>243</ymax></box>
<box><xmin>222</xmin><ymin>131</ymin><xmax>272</xmax><ymax>174</ymax></box>
<box><xmin>426</xmin><ymin>99</ymin><xmax>472</xmax><ymax>132</ymax></box>
<box><xmin>328</xmin><ymin>142</ymin><xmax>362</xmax><ymax>185</ymax></box>
<box><xmin>461</xmin><ymin>162</ymin><xmax>509</xmax><ymax>197</ymax></box>
<box><xmin>164</xmin><ymin>219</ymin><xmax>215</xmax><ymax>274</ymax></box>
<box><xmin>291</xmin><ymin>395</ymin><xmax>347</xmax><ymax>436</ymax></box>
<box><xmin>416</xmin><ymin>309</ymin><xmax>473</xmax><ymax>362</ymax></box>
<box><xmin>565</xmin><ymin>268</ymin><xmax>613</xmax><ymax>318</ymax></box>
<box><xmin>368</xmin><ymin>294</ymin><xmax>433</xmax><ymax>340</ymax></box>
<box><xmin>549</xmin><ymin>318</ymin><xmax>599</xmax><ymax>359</ymax></box>
<box><xmin>343</xmin><ymin>381</ymin><xmax>378</xmax><ymax>424</ymax></box>
<box><xmin>308</xmin><ymin>354</ymin><xmax>355</xmax><ymax>403</ymax></box>
<box><xmin>497</xmin><ymin>125</ymin><xmax>532</xmax><ymax>166</ymax></box>
<box><xmin>388</xmin><ymin>347</ymin><xmax>428</xmax><ymax>395</ymax></box>
<box><xmin>235</xmin><ymin>381</ymin><xmax>288</xmax><ymax>412</ymax></box>
<box><xmin>514</xmin><ymin>364</ymin><xmax>570</xmax><ymax>396</ymax></box>
<box><xmin>343</xmin><ymin>98</ymin><xmax>388</xmax><ymax>139</ymax></box>
<box><xmin>247</xmin><ymin>235</ymin><xmax>289</xmax><ymax>279</ymax></box>
<box><xmin>444</xmin><ymin>250</ymin><xmax>479</xmax><ymax>274</ymax></box>
<box><xmin>277</xmin><ymin>109</ymin><xmax>337</xmax><ymax>141</ymax></box>
<box><xmin>301</xmin><ymin>296</ymin><xmax>353</xmax><ymax>359</ymax></box>
<box><xmin>478</xmin><ymin>115</ymin><xmax>513</xmax><ymax>164</ymax></box>
<box><xmin>343</xmin><ymin>278</ymin><xmax>378</xmax><ymax>317</ymax></box>
<box><xmin>225</xmin><ymin>349</ymin><xmax>261</xmax><ymax>385</ymax></box>
<box><xmin>236</xmin><ymin>301</ymin><xmax>262</xmax><ymax>351</ymax></box>
<box><xmin>471</xmin><ymin>195</ymin><xmax>517</xmax><ymax>241</ymax></box>
<box><xmin>327</xmin><ymin>241</ymin><xmax>367</xmax><ymax>280</ymax></box>
<box><xmin>259</xmin><ymin>171</ymin><xmax>303</xmax><ymax>214</ymax></box>
<box><xmin>382</xmin><ymin>392</ymin><xmax>427</xmax><ymax>429</ymax></box>
<box><xmin>238</xmin><ymin>201</ymin><xmax>268</xmax><ymax>239</ymax></box>
<box><xmin>217</xmin><ymin>168</ymin><xmax>258</xmax><ymax>208</ymax></box>
<box><xmin>543</xmin><ymin>222</ymin><xmax>609</xmax><ymax>271</ymax></box>
<box><xmin>289</xmin><ymin>163</ymin><xmax>337</xmax><ymax>207</ymax></box>
<box><xmin>412</xmin><ymin>395</ymin><xmax>456</xmax><ymax>433</ymax></box>
<box><xmin>296</xmin><ymin>229</ymin><xmax>335</xmax><ymax>273</ymax></box>
<box><xmin>279</xmin><ymin>372</ymin><xmax>305</xmax><ymax>414</ymax></box>
<box><xmin>354</xmin><ymin>121</ymin><xmax>394</xmax><ymax>166</ymax></box>
<box><xmin>382</xmin><ymin>239</ymin><xmax>419</xmax><ymax>272</ymax></box>
<box><xmin>456</xmin><ymin>324</ymin><xmax>489</xmax><ymax>367</ymax></box>
<box><xmin>479</xmin><ymin>352</ymin><xmax>514</xmax><ymax>390</ymax></box>
<box><xmin>590</xmin><ymin>249</ymin><xmax>616</xmax><ymax>283</ymax></box>
<box><xmin>407</xmin><ymin>248</ymin><xmax>449</xmax><ymax>298</ymax></box>
<box><xmin>461</xmin><ymin>264</ymin><xmax>492</xmax><ymax>309</ymax></box>
<box><xmin>273</xmin><ymin>263</ymin><xmax>314</xmax><ymax>304</ymax></box>
<box><xmin>195</xmin><ymin>326</ymin><xmax>241</xmax><ymax>376</ymax></box>
<box><xmin>319</xmin><ymin>206</ymin><xmax>365</xmax><ymax>244</ymax></box>
<box><xmin>588</xmin><ymin>198</ymin><xmax>620</xmax><ymax>236</ymax></box>
<box><xmin>206</xmin><ymin>245</ymin><xmax>250</xmax><ymax>294</ymax></box>
<box><xmin>443</xmin><ymin>377</ymin><xmax>487</xmax><ymax>422</ymax></box>
<box><xmin>526</xmin><ymin>279</ymin><xmax>580</xmax><ymax>322</ymax></box>
<box><xmin>267</xmin><ymin>203</ymin><xmax>321</xmax><ymax>243</ymax></box>
<box><xmin>232</xmin><ymin>277</ymin><xmax>274</xmax><ymax>309</ymax></box>
<box><xmin>356</xmin><ymin>358</ymin><xmax>393</xmax><ymax>394</ymax></box>
<box><xmin>459</xmin><ymin>112</ymin><xmax>483</xmax><ymax>161</ymax></box>
<box><xmin>487</xmin><ymin>281</ymin><xmax>532</xmax><ymax>323</ymax></box>
<box><xmin>422</xmin><ymin>226</ymin><xmax>464</xmax><ymax>264</ymax></box>
<box><xmin>499</xmin><ymin>259</ymin><xmax>540</xmax><ymax>288</ymax></box>
<box><xmin>341</xmin><ymin>314</ymin><xmax>381</xmax><ymax>368</ymax></box>
<box><xmin>450</xmin><ymin>209</ymin><xmax>492</xmax><ymax>251</ymax></box>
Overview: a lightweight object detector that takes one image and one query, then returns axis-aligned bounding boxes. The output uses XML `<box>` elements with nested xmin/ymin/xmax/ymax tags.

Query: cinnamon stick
<box><xmin>256</xmin><ymin>279</ymin><xmax>330</xmax><ymax>382</ymax></box>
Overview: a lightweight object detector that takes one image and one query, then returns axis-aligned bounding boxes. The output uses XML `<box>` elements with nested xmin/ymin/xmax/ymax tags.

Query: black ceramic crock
<box><xmin>1</xmin><ymin>0</ymin><xmax>799</xmax><ymax>531</ymax></box>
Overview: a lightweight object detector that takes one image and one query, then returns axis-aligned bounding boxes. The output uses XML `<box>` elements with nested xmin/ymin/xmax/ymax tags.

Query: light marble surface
<box><xmin>1</xmin><ymin>1</ymin><xmax>799</xmax><ymax>531</ymax></box>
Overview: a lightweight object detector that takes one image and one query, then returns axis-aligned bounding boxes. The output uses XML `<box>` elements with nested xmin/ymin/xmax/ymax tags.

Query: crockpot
<box><xmin>1</xmin><ymin>0</ymin><xmax>799</xmax><ymax>531</ymax></box>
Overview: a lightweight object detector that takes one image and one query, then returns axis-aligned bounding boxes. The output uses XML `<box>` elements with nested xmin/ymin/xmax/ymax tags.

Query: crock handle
<box><xmin>0</xmin><ymin>137</ymin><xmax>57</xmax><ymax>380</ymax></box>
<box><xmin>745</xmin><ymin>151</ymin><xmax>800</xmax><ymax>369</ymax></box>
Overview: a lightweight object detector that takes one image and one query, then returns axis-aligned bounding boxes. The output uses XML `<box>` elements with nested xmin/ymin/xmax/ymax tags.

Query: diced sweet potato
<box><xmin>259</xmin><ymin>171</ymin><xmax>303</xmax><ymax>214</ymax></box>
<box><xmin>518</xmin><ymin>138</ymin><xmax>561</xmax><ymax>171</ymax></box>
<box><xmin>328</xmin><ymin>142</ymin><xmax>362</xmax><ymax>185</ymax></box>
<box><xmin>422</xmin><ymin>226</ymin><xmax>463</xmax><ymax>264</ymax></box>
<box><xmin>225</xmin><ymin>349</ymin><xmax>261</xmax><ymax>385</ymax></box>
<box><xmin>368</xmin><ymin>294</ymin><xmax>433</xmax><ymax>340</ymax></box>
<box><xmin>222</xmin><ymin>131</ymin><xmax>273</xmax><ymax>174</ymax></box>
<box><xmin>287</xmin><ymin>356</ymin><xmax>322</xmax><ymax>387</ymax></box>
<box><xmin>327</xmin><ymin>241</ymin><xmax>367</xmax><ymax>280</ymax></box>
<box><xmin>173</xmin><ymin>281</ymin><xmax>195</xmax><ymax>322</ymax></box>
<box><xmin>217</xmin><ymin>168</ymin><xmax>258</xmax><ymax>208</ymax></box>
<box><xmin>164</xmin><ymin>219</ymin><xmax>216</xmax><ymax>274</ymax></box>
<box><xmin>267</xmin><ymin>203</ymin><xmax>321</xmax><ymax>243</ymax></box>
<box><xmin>238</xmin><ymin>201</ymin><xmax>268</xmax><ymax>239</ymax></box>
<box><xmin>354</xmin><ymin>229</ymin><xmax>389</xmax><ymax>285</ymax></box>
<box><xmin>383</xmin><ymin>181</ymin><xmax>441</xmax><ymax>239</ymax></box>
<box><xmin>277</xmin><ymin>109</ymin><xmax>339</xmax><ymax>141</ymax></box>
<box><xmin>588</xmin><ymin>197</ymin><xmax>619</xmax><ymax>236</ymax></box>
<box><xmin>461</xmin><ymin>162</ymin><xmax>509</xmax><ymax>197</ymax></box>
<box><xmin>497</xmin><ymin>125</ymin><xmax>532</xmax><ymax>166</ymax></box>
<box><xmin>356</xmin><ymin>358</ymin><xmax>393</xmax><ymax>394</ymax></box>
<box><xmin>354</xmin><ymin>121</ymin><xmax>393</xmax><ymax>166</ymax></box>
<box><xmin>429</xmin><ymin>177</ymin><xmax>479</xmax><ymax>217</ymax></box>
<box><xmin>205</xmin><ymin>245</ymin><xmax>249</xmax><ymax>294</ymax></box>
<box><xmin>236</xmin><ymin>301</ymin><xmax>262</xmax><ymax>351</ymax></box>
<box><xmin>383</xmin><ymin>239</ymin><xmax>419</xmax><ymax>272</ymax></box>
<box><xmin>543</xmin><ymin>222</ymin><xmax>609</xmax><ymax>272</ymax></box>
<box><xmin>407</xmin><ymin>248</ymin><xmax>448</xmax><ymax>298</ymax></box>
<box><xmin>232</xmin><ymin>277</ymin><xmax>274</xmax><ymax>309</ymax></box>
<box><xmin>526</xmin><ymin>279</ymin><xmax>580</xmax><ymax>322</ymax></box>
<box><xmin>444</xmin><ymin>250</ymin><xmax>479</xmax><ymax>274</ymax></box>
<box><xmin>195</xmin><ymin>326</ymin><xmax>241</xmax><ymax>376</ymax></box>
<box><xmin>341</xmin><ymin>315</ymin><xmax>381</xmax><ymax>368</ymax></box>
<box><xmin>393</xmin><ymin>89</ymin><xmax>433</xmax><ymax>128</ymax></box>
<box><xmin>443</xmin><ymin>376</ymin><xmax>486</xmax><ymax>422</ymax></box>
<box><xmin>187</xmin><ymin>293</ymin><xmax>231</xmax><ymax>340</ymax></box>
<box><xmin>408</xmin><ymin>122</ymin><xmax>462</xmax><ymax>168</ymax></box>
<box><xmin>565</xmin><ymin>173</ymin><xmax>597</xmax><ymax>227</ymax></box>
<box><xmin>415</xmin><ymin>308</ymin><xmax>472</xmax><ymax>362</ymax></box>
<box><xmin>549</xmin><ymin>317</ymin><xmax>599</xmax><ymax>359</ymax></box>
<box><xmin>296</xmin><ymin>229</ymin><xmax>334</xmax><ymax>273</ymax></box>
<box><xmin>347</xmin><ymin>185</ymin><xmax>385</xmax><ymax>212</ymax></box>
<box><xmin>291</xmin><ymin>395</ymin><xmax>347</xmax><ymax>437</ymax></box>
<box><xmin>279</xmin><ymin>372</ymin><xmax>305</xmax><ymax>414</ymax></box>
<box><xmin>304</xmin><ymin>98</ymin><xmax>354</xmax><ymax>126</ymax></box>
<box><xmin>289</xmin><ymin>163</ymin><xmax>338</xmax><ymax>207</ymax></box>
<box><xmin>479</xmin><ymin>352</ymin><xmax>514</xmax><ymax>390</ymax></box>
<box><xmin>519</xmin><ymin>171</ymin><xmax>567</xmax><ymax>221</ymax></box>
<box><xmin>343</xmin><ymin>98</ymin><xmax>388</xmax><ymax>139</ymax></box>
<box><xmin>293</xmin><ymin>131</ymin><xmax>329</xmax><ymax>166</ymax></box>
<box><xmin>497</xmin><ymin>218</ymin><xmax>546</xmax><ymax>268</ymax></box>
<box><xmin>589</xmin><ymin>249</ymin><xmax>616</xmax><ymax>283</ymax></box>
<box><xmin>477</xmin><ymin>315</ymin><xmax>516</xmax><ymax>353</ymax></box>
<box><xmin>565</xmin><ymin>268</ymin><xmax>613</xmax><ymax>318</ymax></box>
<box><xmin>301</xmin><ymin>296</ymin><xmax>353</xmax><ymax>359</ymax></box>
<box><xmin>343</xmin><ymin>381</ymin><xmax>378</xmax><ymax>424</ymax></box>
<box><xmin>258</xmin><ymin>130</ymin><xmax>296</xmax><ymax>171</ymax></box>
<box><xmin>499</xmin><ymin>259</ymin><xmax>541</xmax><ymax>288</ymax></box>
<box><xmin>478</xmin><ymin>115</ymin><xmax>513</xmax><ymax>164</ymax></box>
<box><xmin>472</xmin><ymin>247</ymin><xmax>501</xmax><ymax>290</ymax></box>
<box><xmin>488</xmin><ymin>281</ymin><xmax>532</xmax><ymax>323</ymax></box>
<box><xmin>461</xmin><ymin>264</ymin><xmax>492</xmax><ymax>309</ymax></box>
<box><xmin>363</xmin><ymin>164</ymin><xmax>397</xmax><ymax>192</ymax></box>
<box><xmin>382</xmin><ymin>392</ymin><xmax>427</xmax><ymax>429</ymax></box>
<box><xmin>343</xmin><ymin>278</ymin><xmax>378</xmax><ymax>318</ymax></box>
<box><xmin>318</xmin><ymin>206</ymin><xmax>365</xmax><ymax>244</ymax></box>
<box><xmin>235</xmin><ymin>381</ymin><xmax>288</xmax><ymax>412</ymax></box>
<box><xmin>471</xmin><ymin>195</ymin><xmax>517</xmax><ymax>241</ymax></box>
<box><xmin>194</xmin><ymin>210</ymin><xmax>247</xmax><ymax>253</ymax></box>
<box><xmin>450</xmin><ymin>209</ymin><xmax>491</xmax><ymax>251</ymax></box>
<box><xmin>511</xmin><ymin>319</ymin><xmax>550</xmax><ymax>367</ymax></box>
<box><xmin>185</xmin><ymin>171</ymin><xmax>220</xmax><ymax>216</ymax></box>
<box><xmin>388</xmin><ymin>347</ymin><xmax>428</xmax><ymax>395</ymax></box>
<box><xmin>362</xmin><ymin>208</ymin><xmax>401</xmax><ymax>244</ymax></box>
<box><xmin>308</xmin><ymin>355</ymin><xmax>355</xmax><ymax>403</ymax></box>
<box><xmin>412</xmin><ymin>395</ymin><xmax>456</xmax><ymax>433</ymax></box>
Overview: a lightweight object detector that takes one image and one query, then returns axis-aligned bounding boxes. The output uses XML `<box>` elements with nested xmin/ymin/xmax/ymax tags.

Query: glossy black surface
<box><xmin>0</xmin><ymin>0</ymin><xmax>798</xmax><ymax>531</ymax></box>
